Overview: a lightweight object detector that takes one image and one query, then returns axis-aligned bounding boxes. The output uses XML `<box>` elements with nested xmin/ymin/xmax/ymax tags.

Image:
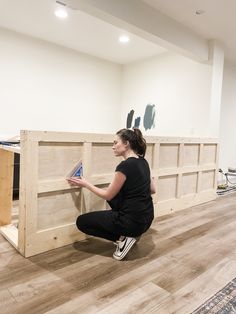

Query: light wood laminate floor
<box><xmin>1</xmin><ymin>193</ymin><xmax>236</xmax><ymax>314</ymax></box>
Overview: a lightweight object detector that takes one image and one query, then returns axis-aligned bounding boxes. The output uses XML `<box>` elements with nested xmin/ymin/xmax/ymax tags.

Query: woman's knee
<box><xmin>76</xmin><ymin>214</ymin><xmax>87</xmax><ymax>231</ymax></box>
<box><xmin>76</xmin><ymin>212</ymin><xmax>96</xmax><ymax>231</ymax></box>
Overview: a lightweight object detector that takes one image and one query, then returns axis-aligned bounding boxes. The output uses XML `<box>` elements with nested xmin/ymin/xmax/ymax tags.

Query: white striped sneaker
<box><xmin>113</xmin><ymin>237</ymin><xmax>137</xmax><ymax>260</ymax></box>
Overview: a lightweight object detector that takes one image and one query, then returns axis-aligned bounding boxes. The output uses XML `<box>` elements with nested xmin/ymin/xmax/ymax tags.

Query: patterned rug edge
<box><xmin>191</xmin><ymin>277</ymin><xmax>236</xmax><ymax>314</ymax></box>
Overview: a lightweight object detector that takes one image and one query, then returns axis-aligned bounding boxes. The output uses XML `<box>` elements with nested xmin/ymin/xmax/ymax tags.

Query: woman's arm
<box><xmin>150</xmin><ymin>176</ymin><xmax>156</xmax><ymax>194</ymax></box>
<box><xmin>67</xmin><ymin>171</ymin><xmax>126</xmax><ymax>201</ymax></box>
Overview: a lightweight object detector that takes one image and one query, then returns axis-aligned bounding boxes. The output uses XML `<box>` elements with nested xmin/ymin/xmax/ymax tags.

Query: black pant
<box><xmin>76</xmin><ymin>210</ymin><xmax>152</xmax><ymax>242</ymax></box>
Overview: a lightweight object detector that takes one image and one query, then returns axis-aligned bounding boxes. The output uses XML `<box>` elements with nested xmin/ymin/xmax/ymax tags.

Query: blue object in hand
<box><xmin>73</xmin><ymin>164</ymin><xmax>83</xmax><ymax>177</ymax></box>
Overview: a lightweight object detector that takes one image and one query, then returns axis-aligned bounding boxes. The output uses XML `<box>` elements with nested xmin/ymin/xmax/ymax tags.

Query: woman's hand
<box><xmin>66</xmin><ymin>171</ymin><xmax>126</xmax><ymax>201</ymax></box>
<box><xmin>67</xmin><ymin>176</ymin><xmax>89</xmax><ymax>188</ymax></box>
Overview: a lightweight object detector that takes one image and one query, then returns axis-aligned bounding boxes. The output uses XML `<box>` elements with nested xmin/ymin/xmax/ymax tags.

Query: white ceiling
<box><xmin>143</xmin><ymin>0</ymin><xmax>236</xmax><ymax>64</ymax></box>
<box><xmin>0</xmin><ymin>0</ymin><xmax>166</xmax><ymax>64</ymax></box>
<box><xmin>0</xmin><ymin>0</ymin><xmax>235</xmax><ymax>64</ymax></box>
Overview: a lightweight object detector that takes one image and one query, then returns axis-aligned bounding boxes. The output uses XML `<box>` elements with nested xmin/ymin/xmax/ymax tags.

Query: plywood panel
<box><xmin>88</xmin><ymin>186</ymin><xmax>108</xmax><ymax>211</ymax></box>
<box><xmin>159</xmin><ymin>144</ymin><xmax>179</xmax><ymax>168</ymax></box>
<box><xmin>183</xmin><ymin>144</ymin><xmax>199</xmax><ymax>166</ymax></box>
<box><xmin>182</xmin><ymin>172</ymin><xmax>198</xmax><ymax>196</ymax></box>
<box><xmin>38</xmin><ymin>143</ymin><xmax>83</xmax><ymax>180</ymax></box>
<box><xmin>145</xmin><ymin>144</ymin><xmax>154</xmax><ymax>166</ymax></box>
<box><xmin>201</xmin><ymin>170</ymin><xmax>215</xmax><ymax>191</ymax></box>
<box><xmin>157</xmin><ymin>175</ymin><xmax>177</xmax><ymax>201</ymax></box>
<box><xmin>0</xmin><ymin>150</ymin><xmax>14</xmax><ymax>226</ymax></box>
<box><xmin>91</xmin><ymin>144</ymin><xmax>119</xmax><ymax>175</ymax></box>
<box><xmin>203</xmin><ymin>144</ymin><xmax>217</xmax><ymax>164</ymax></box>
<box><xmin>37</xmin><ymin>190</ymin><xmax>81</xmax><ymax>230</ymax></box>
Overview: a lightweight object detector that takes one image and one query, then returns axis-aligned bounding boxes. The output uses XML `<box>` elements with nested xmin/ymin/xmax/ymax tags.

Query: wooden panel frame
<box><xmin>0</xmin><ymin>130</ymin><xmax>219</xmax><ymax>257</ymax></box>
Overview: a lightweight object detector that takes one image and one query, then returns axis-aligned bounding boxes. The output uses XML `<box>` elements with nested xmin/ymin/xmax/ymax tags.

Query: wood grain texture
<box><xmin>0</xmin><ymin>149</ymin><xmax>14</xmax><ymax>226</ymax></box>
<box><xmin>1</xmin><ymin>193</ymin><xmax>236</xmax><ymax>313</ymax></box>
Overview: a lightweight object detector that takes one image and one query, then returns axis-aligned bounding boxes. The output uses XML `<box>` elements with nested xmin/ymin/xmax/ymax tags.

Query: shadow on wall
<box><xmin>126</xmin><ymin>104</ymin><xmax>156</xmax><ymax>130</ymax></box>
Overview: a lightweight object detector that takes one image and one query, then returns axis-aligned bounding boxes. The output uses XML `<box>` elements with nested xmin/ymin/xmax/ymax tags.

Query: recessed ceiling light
<box><xmin>119</xmin><ymin>35</ymin><xmax>130</xmax><ymax>44</ymax></box>
<box><xmin>54</xmin><ymin>8</ymin><xmax>68</xmax><ymax>19</ymax></box>
<box><xmin>195</xmin><ymin>9</ymin><xmax>205</xmax><ymax>15</ymax></box>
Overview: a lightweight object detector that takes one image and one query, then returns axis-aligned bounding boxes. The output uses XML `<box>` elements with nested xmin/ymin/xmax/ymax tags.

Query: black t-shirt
<box><xmin>108</xmin><ymin>157</ymin><xmax>154</xmax><ymax>223</ymax></box>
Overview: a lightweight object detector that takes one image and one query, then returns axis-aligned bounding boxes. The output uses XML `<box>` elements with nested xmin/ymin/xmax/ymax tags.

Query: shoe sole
<box><xmin>113</xmin><ymin>238</ymin><xmax>136</xmax><ymax>261</ymax></box>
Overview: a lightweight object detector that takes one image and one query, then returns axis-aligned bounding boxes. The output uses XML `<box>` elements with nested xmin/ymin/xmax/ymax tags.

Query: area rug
<box><xmin>192</xmin><ymin>277</ymin><xmax>236</xmax><ymax>313</ymax></box>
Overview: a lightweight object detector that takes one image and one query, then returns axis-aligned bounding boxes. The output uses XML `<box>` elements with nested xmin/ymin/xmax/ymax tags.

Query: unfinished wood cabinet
<box><xmin>0</xmin><ymin>131</ymin><xmax>219</xmax><ymax>257</ymax></box>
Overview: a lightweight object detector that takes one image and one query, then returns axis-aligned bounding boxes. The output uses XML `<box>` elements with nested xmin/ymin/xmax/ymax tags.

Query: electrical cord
<box><xmin>217</xmin><ymin>185</ymin><xmax>236</xmax><ymax>195</ymax></box>
<box><xmin>225</xmin><ymin>173</ymin><xmax>236</xmax><ymax>185</ymax></box>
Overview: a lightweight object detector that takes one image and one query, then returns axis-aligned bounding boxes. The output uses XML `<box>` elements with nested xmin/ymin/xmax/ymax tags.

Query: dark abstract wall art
<box><xmin>125</xmin><ymin>104</ymin><xmax>156</xmax><ymax>130</ymax></box>
<box><xmin>126</xmin><ymin>109</ymin><xmax>134</xmax><ymax>128</ymax></box>
<box><xmin>143</xmin><ymin>104</ymin><xmax>155</xmax><ymax>130</ymax></box>
<box><xmin>134</xmin><ymin>116</ymin><xmax>141</xmax><ymax>128</ymax></box>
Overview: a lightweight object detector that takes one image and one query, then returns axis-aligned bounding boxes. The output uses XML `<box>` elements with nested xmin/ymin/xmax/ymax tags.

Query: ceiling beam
<box><xmin>66</xmin><ymin>0</ymin><xmax>209</xmax><ymax>62</ymax></box>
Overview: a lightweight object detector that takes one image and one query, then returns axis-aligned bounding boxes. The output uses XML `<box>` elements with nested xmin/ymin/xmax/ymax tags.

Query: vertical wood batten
<box><xmin>19</xmin><ymin>131</ymin><xmax>39</xmax><ymax>256</ymax></box>
<box><xmin>81</xmin><ymin>142</ymin><xmax>92</xmax><ymax>213</ymax></box>
<box><xmin>197</xmin><ymin>144</ymin><xmax>204</xmax><ymax>193</ymax></box>
<box><xmin>214</xmin><ymin>143</ymin><xmax>220</xmax><ymax>190</ymax></box>
<box><xmin>177</xmin><ymin>144</ymin><xmax>184</xmax><ymax>198</ymax></box>
<box><xmin>152</xmin><ymin>143</ymin><xmax>160</xmax><ymax>206</ymax></box>
<box><xmin>18</xmin><ymin>130</ymin><xmax>28</xmax><ymax>255</ymax></box>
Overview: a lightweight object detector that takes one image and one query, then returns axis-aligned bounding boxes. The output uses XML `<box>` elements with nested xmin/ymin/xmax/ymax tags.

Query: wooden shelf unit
<box><xmin>0</xmin><ymin>130</ymin><xmax>219</xmax><ymax>257</ymax></box>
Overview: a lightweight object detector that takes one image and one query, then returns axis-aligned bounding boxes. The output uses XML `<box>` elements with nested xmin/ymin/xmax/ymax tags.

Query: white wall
<box><xmin>219</xmin><ymin>61</ymin><xmax>236</xmax><ymax>172</ymax></box>
<box><xmin>0</xmin><ymin>28</ymin><xmax>122</xmax><ymax>139</ymax></box>
<box><xmin>121</xmin><ymin>52</ymin><xmax>212</xmax><ymax>136</ymax></box>
<box><xmin>0</xmin><ymin>28</ymin><xmax>221</xmax><ymax>143</ymax></box>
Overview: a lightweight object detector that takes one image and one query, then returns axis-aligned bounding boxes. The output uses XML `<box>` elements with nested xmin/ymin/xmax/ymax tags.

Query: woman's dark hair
<box><xmin>116</xmin><ymin>128</ymin><xmax>146</xmax><ymax>157</ymax></box>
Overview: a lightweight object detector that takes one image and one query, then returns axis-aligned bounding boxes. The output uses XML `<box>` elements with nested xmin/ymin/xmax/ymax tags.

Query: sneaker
<box><xmin>113</xmin><ymin>236</ymin><xmax>141</xmax><ymax>246</ymax></box>
<box><xmin>113</xmin><ymin>237</ymin><xmax>137</xmax><ymax>260</ymax></box>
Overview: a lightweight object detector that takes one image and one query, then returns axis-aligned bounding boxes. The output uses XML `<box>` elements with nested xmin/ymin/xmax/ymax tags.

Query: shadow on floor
<box><xmin>73</xmin><ymin>227</ymin><xmax>157</xmax><ymax>260</ymax></box>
